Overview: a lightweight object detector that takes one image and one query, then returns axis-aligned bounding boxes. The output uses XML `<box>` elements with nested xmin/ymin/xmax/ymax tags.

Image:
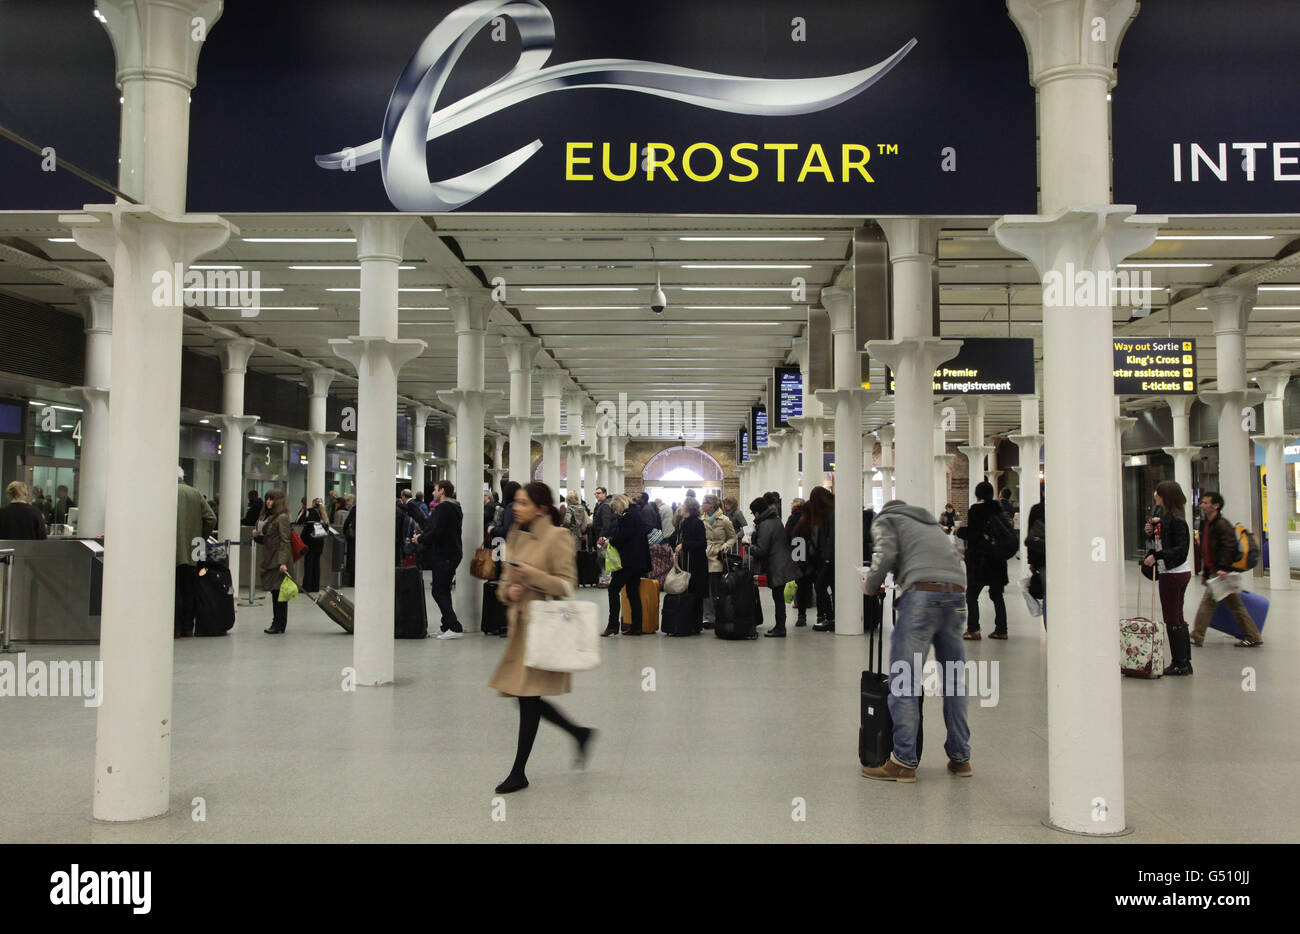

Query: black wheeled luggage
<box><xmin>481</xmin><ymin>580</ymin><xmax>507</xmax><ymax>634</ymax></box>
<box><xmin>714</xmin><ymin>556</ymin><xmax>759</xmax><ymax>640</ymax></box>
<box><xmin>661</xmin><ymin>592</ymin><xmax>700</xmax><ymax>636</ymax></box>
<box><xmin>315</xmin><ymin>586</ymin><xmax>354</xmax><ymax>633</ymax></box>
<box><xmin>859</xmin><ymin>592</ymin><xmax>921</xmax><ymax>767</ymax></box>
<box><xmin>394</xmin><ymin>565</ymin><xmax>428</xmax><ymax>638</ymax></box>
<box><xmin>193</xmin><ymin>563</ymin><xmax>236</xmax><ymax>636</ymax></box>
<box><xmin>576</xmin><ymin>549</ymin><xmax>600</xmax><ymax>588</ymax></box>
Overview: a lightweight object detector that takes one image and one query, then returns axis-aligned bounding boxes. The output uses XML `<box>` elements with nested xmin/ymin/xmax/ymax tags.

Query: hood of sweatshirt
<box><xmin>880</xmin><ymin>503</ymin><xmax>938</xmax><ymax>526</ymax></box>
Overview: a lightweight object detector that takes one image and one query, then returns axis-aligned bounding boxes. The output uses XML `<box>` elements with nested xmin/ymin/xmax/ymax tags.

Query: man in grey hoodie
<box><xmin>860</xmin><ymin>500</ymin><xmax>972</xmax><ymax>783</ymax></box>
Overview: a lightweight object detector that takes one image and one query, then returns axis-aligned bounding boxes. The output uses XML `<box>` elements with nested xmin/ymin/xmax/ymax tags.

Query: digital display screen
<box><xmin>751</xmin><ymin>406</ymin><xmax>768</xmax><ymax>450</ymax></box>
<box><xmin>775</xmin><ymin>366</ymin><xmax>802</xmax><ymax>428</ymax></box>
<box><xmin>0</xmin><ymin>399</ymin><xmax>23</xmax><ymax>439</ymax></box>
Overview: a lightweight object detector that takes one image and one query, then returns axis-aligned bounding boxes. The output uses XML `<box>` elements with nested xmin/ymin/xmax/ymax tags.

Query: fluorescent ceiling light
<box><xmin>521</xmin><ymin>286</ymin><xmax>639</xmax><ymax>292</ymax></box>
<box><xmin>243</xmin><ymin>237</ymin><xmax>356</xmax><ymax>243</ymax></box>
<box><xmin>399</xmin><ymin>306</ymin><xmax>450</xmax><ymax>311</ymax></box>
<box><xmin>47</xmin><ymin>237</ymin><xmax>77</xmax><ymax>243</ymax></box>
<box><xmin>676</xmin><ymin>286</ymin><xmax>797</xmax><ymax>292</ymax></box>
<box><xmin>214</xmin><ymin>305</ymin><xmax>320</xmax><ymax>311</ymax></box>
<box><xmin>188</xmin><ymin>264</ymin><xmax>243</xmax><ymax>270</ymax></box>
<box><xmin>680</xmin><ymin>305</ymin><xmax>793</xmax><ymax>311</ymax></box>
<box><xmin>1259</xmin><ymin>285</ymin><xmax>1300</xmax><ymax>291</ymax></box>
<box><xmin>1111</xmin><ymin>286</ymin><xmax>1167</xmax><ymax>292</ymax></box>
<box><xmin>677</xmin><ymin>236</ymin><xmax>826</xmax><ymax>242</ymax></box>
<box><xmin>198</xmin><ymin>418</ymin><xmax>210</xmax><ymax>424</ymax></box>
<box><xmin>537</xmin><ymin>305</ymin><xmax>641</xmax><ymax>311</ymax></box>
<box><xmin>1117</xmin><ymin>262</ymin><xmax>1213</xmax><ymax>269</ymax></box>
<box><xmin>1155</xmin><ymin>235</ymin><xmax>1275</xmax><ymax>241</ymax></box>
<box><xmin>189</xmin><ymin>287</ymin><xmax>284</xmax><ymax>293</ymax></box>
<box><xmin>683</xmin><ymin>320</ymin><xmax>788</xmax><ymax>325</ymax></box>
<box><xmin>288</xmin><ymin>264</ymin><xmax>415</xmax><ymax>270</ymax></box>
<box><xmin>1254</xmin><ymin>305</ymin><xmax>1300</xmax><ymax>310</ymax></box>
<box><xmin>248</xmin><ymin>436</ymin><xmax>272</xmax><ymax>442</ymax></box>
<box><xmin>680</xmin><ymin>264</ymin><xmax>812</xmax><ymax>269</ymax></box>
<box><xmin>326</xmin><ymin>287</ymin><xmax>444</xmax><ymax>293</ymax></box>
<box><xmin>27</xmin><ymin>402</ymin><xmax>83</xmax><ymax>412</ymax></box>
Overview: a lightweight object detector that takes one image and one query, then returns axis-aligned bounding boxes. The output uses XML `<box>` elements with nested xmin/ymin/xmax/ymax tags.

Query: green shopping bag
<box><xmin>278</xmin><ymin>574</ymin><xmax>300</xmax><ymax>603</ymax></box>
<box><xmin>784</xmin><ymin>580</ymin><xmax>797</xmax><ymax>604</ymax></box>
<box><xmin>604</xmin><ymin>544</ymin><xmax>622</xmax><ymax>573</ymax></box>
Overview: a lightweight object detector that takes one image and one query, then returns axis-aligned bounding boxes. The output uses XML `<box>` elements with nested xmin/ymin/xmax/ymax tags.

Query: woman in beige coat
<box><xmin>253</xmin><ymin>489</ymin><xmax>293</xmax><ymax>634</ymax></box>
<box><xmin>490</xmin><ymin>481</ymin><xmax>596</xmax><ymax>794</ymax></box>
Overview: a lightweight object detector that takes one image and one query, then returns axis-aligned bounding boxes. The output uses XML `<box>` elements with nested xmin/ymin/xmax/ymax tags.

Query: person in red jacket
<box><xmin>1189</xmin><ymin>491</ymin><xmax>1263</xmax><ymax>648</ymax></box>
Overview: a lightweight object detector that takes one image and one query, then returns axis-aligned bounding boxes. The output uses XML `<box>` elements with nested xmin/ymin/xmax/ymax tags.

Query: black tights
<box><xmin>509</xmin><ymin>696</ymin><xmax>585</xmax><ymax>779</ymax></box>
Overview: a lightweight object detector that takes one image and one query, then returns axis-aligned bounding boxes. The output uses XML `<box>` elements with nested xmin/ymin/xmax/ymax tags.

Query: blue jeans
<box><xmin>887</xmin><ymin>589</ymin><xmax>972</xmax><ymax>769</ymax></box>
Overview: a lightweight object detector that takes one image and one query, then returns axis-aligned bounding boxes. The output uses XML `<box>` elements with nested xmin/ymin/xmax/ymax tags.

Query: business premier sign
<box><xmin>885</xmin><ymin>338</ymin><xmax>1034</xmax><ymax>395</ymax></box>
<box><xmin>1113</xmin><ymin>338</ymin><xmax>1198</xmax><ymax>395</ymax></box>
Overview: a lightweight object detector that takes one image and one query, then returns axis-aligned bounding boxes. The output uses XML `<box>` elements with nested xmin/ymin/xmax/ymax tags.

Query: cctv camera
<box><xmin>651</xmin><ymin>286</ymin><xmax>667</xmax><ymax>314</ymax></box>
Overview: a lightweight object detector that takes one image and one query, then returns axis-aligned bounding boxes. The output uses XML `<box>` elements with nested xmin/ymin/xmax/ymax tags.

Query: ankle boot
<box><xmin>1163</xmin><ymin>627</ymin><xmax>1194</xmax><ymax>676</ymax></box>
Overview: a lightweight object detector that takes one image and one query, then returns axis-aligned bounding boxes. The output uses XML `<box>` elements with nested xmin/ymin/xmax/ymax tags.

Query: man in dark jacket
<box><xmin>1190</xmin><ymin>491</ymin><xmax>1263</xmax><ymax>647</ymax></box>
<box><xmin>591</xmin><ymin>487</ymin><xmax>616</xmax><ymax>543</ymax></box>
<box><xmin>860</xmin><ymin>500</ymin><xmax>971</xmax><ymax>782</ymax></box>
<box><xmin>607</xmin><ymin>496</ymin><xmax>651</xmax><ymax>636</ymax></box>
<box><xmin>957</xmin><ymin>481</ymin><xmax>1009</xmax><ymax>640</ymax></box>
<box><xmin>420</xmin><ymin>479</ymin><xmax>464</xmax><ymax>638</ymax></box>
<box><xmin>175</xmin><ymin>469</ymin><xmax>218</xmax><ymax>637</ymax></box>
<box><xmin>636</xmin><ymin>493</ymin><xmax>660</xmax><ymax>533</ymax></box>
<box><xmin>0</xmin><ymin>481</ymin><xmax>48</xmax><ymax>540</ymax></box>
<box><xmin>399</xmin><ymin>489</ymin><xmax>424</xmax><ymax>528</ymax></box>
<box><xmin>748</xmin><ymin>497</ymin><xmax>799</xmax><ymax>638</ymax></box>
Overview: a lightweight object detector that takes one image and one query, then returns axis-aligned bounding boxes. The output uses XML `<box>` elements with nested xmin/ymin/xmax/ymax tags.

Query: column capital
<box><xmin>1251</xmin><ymin>371</ymin><xmax>1291</xmax><ymax>400</ymax></box>
<box><xmin>820</xmin><ymin>286</ymin><xmax>854</xmax><ymax>330</ymax></box>
<box><xmin>215</xmin><ymin>414</ymin><xmax>258</xmax><ymax>434</ymax></box>
<box><xmin>217</xmin><ymin>337</ymin><xmax>256</xmax><ymax>374</ymax></box>
<box><xmin>875</xmin><ymin>425</ymin><xmax>896</xmax><ymax>445</ymax></box>
<box><xmin>1197</xmin><ymin>388</ymin><xmax>1265</xmax><ymax>412</ymax></box>
<box><xmin>302</xmin><ymin>430</ymin><xmax>339</xmax><ymax>445</ymax></box>
<box><xmin>814</xmin><ymin>387</ymin><xmax>881</xmax><ymax>413</ymax></box>
<box><xmin>933</xmin><ymin>453</ymin><xmax>957</xmax><ymax>466</ymax></box>
<box><xmin>446</xmin><ymin>288</ymin><xmax>494</xmax><ymax>332</ymax></box>
<box><xmin>991</xmin><ymin>205</ymin><xmax>1165</xmax><ymax>280</ymax></box>
<box><xmin>877</xmin><ymin>217</ymin><xmax>943</xmax><ymax>262</ymax></box>
<box><xmin>540</xmin><ymin>369</ymin><xmax>567</xmax><ymax>397</ymax></box>
<box><xmin>303</xmin><ymin>366</ymin><xmax>335</xmax><ymax>398</ymax></box>
<box><xmin>1204</xmin><ymin>286</ymin><xmax>1256</xmax><ymax>333</ymax></box>
<box><xmin>97</xmin><ymin>0</ymin><xmax>223</xmax><ymax>90</ymax></box>
<box><xmin>1162</xmin><ymin>445</ymin><xmax>1201</xmax><ymax>460</ymax></box>
<box><xmin>329</xmin><ymin>336</ymin><xmax>426</xmax><ymax>374</ymax></box>
<box><xmin>1164</xmin><ymin>395</ymin><xmax>1197</xmax><ymax>420</ymax></box>
<box><xmin>77</xmin><ymin>287</ymin><xmax>114</xmax><ymax>334</ymax></box>
<box><xmin>501</xmin><ymin>335</ymin><xmax>543</xmax><ymax>372</ymax></box>
<box><xmin>790</xmin><ymin>336</ymin><xmax>809</xmax><ymax>371</ymax></box>
<box><xmin>957</xmin><ymin>445</ymin><xmax>995</xmax><ymax>459</ymax></box>
<box><xmin>965</xmin><ymin>396</ymin><xmax>986</xmax><ymax>419</ymax></box>
<box><xmin>76</xmin><ymin>386</ymin><xmax>111</xmax><ymax>405</ymax></box>
<box><xmin>865</xmin><ymin>336</ymin><xmax>962</xmax><ymax>372</ymax></box>
<box><xmin>437</xmin><ymin>388</ymin><xmax>505</xmax><ymax>408</ymax></box>
<box><xmin>1009</xmin><ymin>433</ymin><xmax>1045</xmax><ymax>448</ymax></box>
<box><xmin>409</xmin><ymin>403</ymin><xmax>435</xmax><ymax>426</ymax></box>
<box><xmin>1250</xmin><ymin>434</ymin><xmax>1288</xmax><ymax>448</ymax></box>
<box><xmin>349</xmin><ymin>215</ymin><xmax>416</xmax><ymax>263</ymax></box>
<box><xmin>60</xmin><ymin>204</ymin><xmax>235</xmax><ymax>272</ymax></box>
<box><xmin>1115</xmin><ymin>414</ymin><xmax>1137</xmax><ymax>434</ymax></box>
<box><xmin>1006</xmin><ymin>0</ymin><xmax>1139</xmax><ymax>88</ymax></box>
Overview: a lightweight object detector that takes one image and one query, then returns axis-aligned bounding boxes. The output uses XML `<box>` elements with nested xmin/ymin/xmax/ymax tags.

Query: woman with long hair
<box><xmin>604</xmin><ymin>493</ymin><xmax>651</xmax><ymax>636</ymax></box>
<box><xmin>298</xmin><ymin>496</ymin><xmax>329</xmax><ymax>593</ymax></box>
<box><xmin>489</xmin><ymin>482</ymin><xmax>596</xmax><ymax>793</ymax></box>
<box><xmin>253</xmin><ymin>489</ymin><xmax>293</xmax><ymax>634</ymax></box>
<box><xmin>1144</xmin><ymin>480</ymin><xmax>1193</xmax><ymax>676</ymax></box>
<box><xmin>796</xmin><ymin>486</ymin><xmax>836</xmax><ymax>631</ymax></box>
<box><xmin>666</xmin><ymin>497</ymin><xmax>710</xmax><ymax>634</ymax></box>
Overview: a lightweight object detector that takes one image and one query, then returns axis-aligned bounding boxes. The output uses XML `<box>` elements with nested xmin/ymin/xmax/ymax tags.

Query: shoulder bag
<box><xmin>663</xmin><ymin>552</ymin><xmax>692</xmax><ymax>595</ymax></box>
<box><xmin>470</xmin><ymin>547</ymin><xmax>497</xmax><ymax>580</ymax></box>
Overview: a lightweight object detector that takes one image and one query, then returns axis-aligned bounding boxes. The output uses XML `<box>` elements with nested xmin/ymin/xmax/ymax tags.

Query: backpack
<box><xmin>1025</xmin><ymin>516</ymin><xmax>1045</xmax><ymax>569</ymax></box>
<box><xmin>1229</xmin><ymin>522</ymin><xmax>1260</xmax><ymax>571</ymax></box>
<box><xmin>982</xmin><ymin>508</ymin><xmax>1019</xmax><ymax>562</ymax></box>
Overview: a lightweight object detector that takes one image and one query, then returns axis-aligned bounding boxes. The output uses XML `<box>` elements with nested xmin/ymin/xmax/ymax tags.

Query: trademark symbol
<box><xmin>877</xmin><ymin>144</ymin><xmax>899</xmax><ymax>156</ymax></box>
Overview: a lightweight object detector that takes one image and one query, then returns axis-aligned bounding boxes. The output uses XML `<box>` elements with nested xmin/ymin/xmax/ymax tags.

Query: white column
<box><xmin>1253</xmin><ymin>372</ymin><xmax>1292</xmax><ymax>590</ymax></box>
<box><xmin>489</xmin><ymin>432</ymin><xmax>508</xmax><ymax>495</ymax></box>
<box><xmin>75</xmin><ymin>287</ymin><xmax>114</xmax><ymax>537</ymax></box>
<box><xmin>582</xmin><ymin>398</ymin><xmax>599</xmax><ymax>503</ymax></box>
<box><xmin>304</xmin><ymin>369</ymin><xmax>339</xmax><ymax>508</ymax></box>
<box><xmin>875</xmin><ymin>425</ymin><xmax>895</xmax><ymax>503</ymax></box>
<box><xmin>1116</xmin><ymin>401</ymin><xmax>1138</xmax><ymax>598</ymax></box>
<box><xmin>815</xmin><ymin>286</ymin><xmax>879</xmax><ymax>636</ymax></box>
<box><xmin>538</xmin><ymin>371</ymin><xmax>565</xmax><ymax>494</ymax></box>
<box><xmin>500</xmin><ymin>337</ymin><xmax>541</xmax><ymax>485</ymax></box>
<box><xmin>958</xmin><ymin>397</ymin><xmax>993</xmax><ymax>505</ymax></box>
<box><xmin>439</xmin><ymin>289</ymin><xmax>502</xmax><ymax>634</ymax></box>
<box><xmin>934</xmin><ymin>413</ymin><xmax>956</xmax><ymax>518</ymax></box>
<box><xmin>61</xmin><ymin>0</ymin><xmax>228</xmax><ymax>824</ymax></box>
<box><xmin>214</xmin><ymin>338</ymin><xmax>258</xmax><ymax>591</ymax></box>
<box><xmin>608</xmin><ymin>434</ymin><xmax>627</xmax><ymax>495</ymax></box>
<box><xmin>1161</xmin><ymin>395</ymin><xmax>1199</xmax><ymax>502</ymax></box>
<box><xmin>330</xmin><ymin>217</ymin><xmax>424</xmax><ymax>686</ymax></box>
<box><xmin>994</xmin><ymin>0</ymin><xmax>1158</xmax><ymax>836</ymax></box>
<box><xmin>771</xmin><ymin>429</ymin><xmax>799</xmax><ymax>511</ymax></box>
<box><xmin>1009</xmin><ymin>394</ymin><xmax>1044</xmax><ymax>554</ymax></box>
<box><xmin>787</xmin><ymin>332</ymin><xmax>830</xmax><ymax>498</ymax></box>
<box><xmin>868</xmin><ymin>218</ymin><xmax>958</xmax><ymax>515</ymax></box>
<box><xmin>408</xmin><ymin>403</ymin><xmax>432</xmax><ymax>497</ymax></box>
<box><xmin>1200</xmin><ymin>286</ymin><xmax>1258</xmax><ymax>587</ymax></box>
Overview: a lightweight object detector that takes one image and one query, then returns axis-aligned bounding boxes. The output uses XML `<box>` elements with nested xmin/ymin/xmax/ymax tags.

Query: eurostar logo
<box><xmin>316</xmin><ymin>0</ymin><xmax>916</xmax><ymax>211</ymax></box>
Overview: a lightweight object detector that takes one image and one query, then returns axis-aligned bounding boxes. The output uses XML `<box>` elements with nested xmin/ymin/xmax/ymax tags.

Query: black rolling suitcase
<box><xmin>661</xmin><ymin>592</ymin><xmax>700</xmax><ymax>636</ymax></box>
<box><xmin>576</xmin><ymin>548</ymin><xmax>600</xmax><ymax>588</ymax></box>
<box><xmin>714</xmin><ymin>556</ymin><xmax>759</xmax><ymax>640</ymax></box>
<box><xmin>860</xmin><ymin>592</ymin><xmax>921</xmax><ymax>767</ymax></box>
<box><xmin>481</xmin><ymin>580</ymin><xmax>507</xmax><ymax>634</ymax></box>
<box><xmin>193</xmin><ymin>562</ymin><xmax>236</xmax><ymax>636</ymax></box>
<box><xmin>394</xmin><ymin>565</ymin><xmax>428</xmax><ymax>638</ymax></box>
<box><xmin>314</xmin><ymin>586</ymin><xmax>354</xmax><ymax>633</ymax></box>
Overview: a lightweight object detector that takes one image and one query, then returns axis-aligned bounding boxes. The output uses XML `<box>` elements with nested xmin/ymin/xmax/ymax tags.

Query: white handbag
<box><xmin>663</xmin><ymin>553</ymin><xmax>691</xmax><ymax>595</ymax></box>
<box><xmin>524</xmin><ymin>588</ymin><xmax>601</xmax><ymax>672</ymax></box>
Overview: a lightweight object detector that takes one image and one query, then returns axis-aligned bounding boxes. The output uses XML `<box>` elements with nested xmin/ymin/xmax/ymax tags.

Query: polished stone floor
<box><xmin>2</xmin><ymin>560</ymin><xmax>1295</xmax><ymax>843</ymax></box>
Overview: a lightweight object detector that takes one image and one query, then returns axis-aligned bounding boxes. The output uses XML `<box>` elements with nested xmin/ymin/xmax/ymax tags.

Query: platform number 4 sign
<box><xmin>72</xmin><ymin>420</ymin><xmax>82</xmax><ymax>444</ymax></box>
